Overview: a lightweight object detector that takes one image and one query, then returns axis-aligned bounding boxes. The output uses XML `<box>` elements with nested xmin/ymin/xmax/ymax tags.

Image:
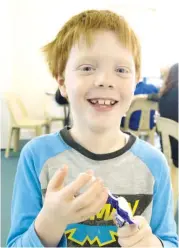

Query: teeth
<box><xmin>98</xmin><ymin>99</ymin><xmax>105</xmax><ymax>105</ymax></box>
<box><xmin>104</xmin><ymin>100</ymin><xmax>111</xmax><ymax>105</ymax></box>
<box><xmin>89</xmin><ymin>99</ymin><xmax>116</xmax><ymax>105</ymax></box>
<box><xmin>110</xmin><ymin>100</ymin><xmax>115</xmax><ymax>105</ymax></box>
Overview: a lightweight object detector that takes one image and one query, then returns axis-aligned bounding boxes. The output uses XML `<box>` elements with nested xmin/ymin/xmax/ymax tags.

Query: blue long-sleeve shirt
<box><xmin>7</xmin><ymin>128</ymin><xmax>178</xmax><ymax>247</ymax></box>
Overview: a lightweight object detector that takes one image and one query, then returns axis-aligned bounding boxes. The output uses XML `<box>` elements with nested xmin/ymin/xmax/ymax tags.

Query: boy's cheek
<box><xmin>121</xmin><ymin>95</ymin><xmax>134</xmax><ymax>113</ymax></box>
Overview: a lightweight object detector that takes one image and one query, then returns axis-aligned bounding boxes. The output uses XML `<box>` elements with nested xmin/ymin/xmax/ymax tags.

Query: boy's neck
<box><xmin>70</xmin><ymin>125</ymin><xmax>128</xmax><ymax>154</ymax></box>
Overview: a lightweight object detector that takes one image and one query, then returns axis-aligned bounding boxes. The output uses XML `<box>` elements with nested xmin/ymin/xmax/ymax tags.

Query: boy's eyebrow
<box><xmin>75</xmin><ymin>56</ymin><xmax>97</xmax><ymax>63</ymax></box>
<box><xmin>76</xmin><ymin>56</ymin><xmax>134</xmax><ymax>67</ymax></box>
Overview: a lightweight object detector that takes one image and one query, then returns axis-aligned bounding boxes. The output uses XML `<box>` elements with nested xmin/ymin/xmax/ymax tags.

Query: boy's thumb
<box><xmin>47</xmin><ymin>165</ymin><xmax>68</xmax><ymax>192</ymax></box>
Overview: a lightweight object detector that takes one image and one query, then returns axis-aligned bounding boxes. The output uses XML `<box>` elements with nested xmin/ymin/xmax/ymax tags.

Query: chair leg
<box><xmin>13</xmin><ymin>128</ymin><xmax>20</xmax><ymax>152</ymax></box>
<box><xmin>148</xmin><ymin>131</ymin><xmax>155</xmax><ymax>145</ymax></box>
<box><xmin>45</xmin><ymin>123</ymin><xmax>51</xmax><ymax>134</ymax></box>
<box><xmin>5</xmin><ymin>127</ymin><xmax>14</xmax><ymax>158</ymax></box>
<box><xmin>35</xmin><ymin>126</ymin><xmax>42</xmax><ymax>136</ymax></box>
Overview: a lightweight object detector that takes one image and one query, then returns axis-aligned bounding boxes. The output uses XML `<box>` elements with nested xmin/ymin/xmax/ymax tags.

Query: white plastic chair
<box><xmin>44</xmin><ymin>92</ymin><xmax>69</xmax><ymax>128</ymax></box>
<box><xmin>122</xmin><ymin>97</ymin><xmax>158</xmax><ymax>145</ymax></box>
<box><xmin>4</xmin><ymin>92</ymin><xmax>50</xmax><ymax>158</ymax></box>
<box><xmin>156</xmin><ymin>116</ymin><xmax>179</xmax><ymax>214</ymax></box>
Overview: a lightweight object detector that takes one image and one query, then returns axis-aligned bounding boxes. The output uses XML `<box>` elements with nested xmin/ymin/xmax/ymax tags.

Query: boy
<box><xmin>7</xmin><ymin>10</ymin><xmax>178</xmax><ymax>247</ymax></box>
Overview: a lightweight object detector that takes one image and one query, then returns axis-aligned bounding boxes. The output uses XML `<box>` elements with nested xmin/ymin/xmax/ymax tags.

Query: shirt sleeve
<box><xmin>150</xmin><ymin>154</ymin><xmax>179</xmax><ymax>247</ymax></box>
<box><xmin>6</xmin><ymin>142</ymin><xmax>67</xmax><ymax>247</ymax></box>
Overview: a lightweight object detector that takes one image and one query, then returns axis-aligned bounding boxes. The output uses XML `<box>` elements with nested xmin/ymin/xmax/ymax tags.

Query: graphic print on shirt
<box><xmin>42</xmin><ymin>188</ymin><xmax>152</xmax><ymax>247</ymax></box>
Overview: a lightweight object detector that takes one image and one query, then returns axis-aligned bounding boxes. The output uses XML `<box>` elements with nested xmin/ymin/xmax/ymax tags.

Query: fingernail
<box><xmin>62</xmin><ymin>164</ymin><xmax>68</xmax><ymax>170</ymax></box>
<box><xmin>60</xmin><ymin>167</ymin><xmax>65</xmax><ymax>172</ymax></box>
<box><xmin>98</xmin><ymin>178</ymin><xmax>104</xmax><ymax>184</ymax></box>
<box><xmin>59</xmin><ymin>165</ymin><xmax>68</xmax><ymax>173</ymax></box>
<box><xmin>86</xmin><ymin>170</ymin><xmax>94</xmax><ymax>175</ymax></box>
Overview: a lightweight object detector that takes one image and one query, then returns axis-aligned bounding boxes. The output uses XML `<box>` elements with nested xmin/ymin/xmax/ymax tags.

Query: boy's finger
<box><xmin>117</xmin><ymin>224</ymin><xmax>139</xmax><ymax>238</ymax></box>
<box><xmin>72</xmin><ymin>178</ymin><xmax>104</xmax><ymax>209</ymax></box>
<box><xmin>75</xmin><ymin>188</ymin><xmax>108</xmax><ymax>221</ymax></box>
<box><xmin>118</xmin><ymin>220</ymin><xmax>152</xmax><ymax>247</ymax></box>
<box><xmin>61</xmin><ymin>171</ymin><xmax>94</xmax><ymax>198</ymax></box>
<box><xmin>47</xmin><ymin>165</ymin><xmax>68</xmax><ymax>192</ymax></box>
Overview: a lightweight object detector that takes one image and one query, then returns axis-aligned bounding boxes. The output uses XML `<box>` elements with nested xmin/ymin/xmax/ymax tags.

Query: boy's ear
<box><xmin>57</xmin><ymin>75</ymin><xmax>67</xmax><ymax>98</ymax></box>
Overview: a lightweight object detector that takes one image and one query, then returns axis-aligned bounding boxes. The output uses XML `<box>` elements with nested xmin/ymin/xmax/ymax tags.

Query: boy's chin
<box><xmin>87</xmin><ymin>120</ymin><xmax>117</xmax><ymax>133</ymax></box>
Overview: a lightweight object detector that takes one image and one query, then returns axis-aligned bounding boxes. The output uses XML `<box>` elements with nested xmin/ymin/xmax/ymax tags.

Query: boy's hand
<box><xmin>42</xmin><ymin>165</ymin><xmax>108</xmax><ymax>226</ymax></box>
<box><xmin>35</xmin><ymin>165</ymin><xmax>108</xmax><ymax>247</ymax></box>
<box><xmin>116</xmin><ymin>216</ymin><xmax>162</xmax><ymax>247</ymax></box>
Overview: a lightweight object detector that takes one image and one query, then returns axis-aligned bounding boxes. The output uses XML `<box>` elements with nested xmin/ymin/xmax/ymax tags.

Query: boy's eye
<box><xmin>83</xmin><ymin>66</ymin><xmax>93</xmax><ymax>71</ymax></box>
<box><xmin>116</xmin><ymin>67</ymin><xmax>130</xmax><ymax>74</ymax></box>
<box><xmin>78</xmin><ymin>65</ymin><xmax>95</xmax><ymax>72</ymax></box>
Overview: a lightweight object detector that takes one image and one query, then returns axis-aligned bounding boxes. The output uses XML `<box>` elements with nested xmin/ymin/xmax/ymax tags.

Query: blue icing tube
<box><xmin>107</xmin><ymin>191</ymin><xmax>137</xmax><ymax>228</ymax></box>
<box><xmin>80</xmin><ymin>176</ymin><xmax>138</xmax><ymax>228</ymax></box>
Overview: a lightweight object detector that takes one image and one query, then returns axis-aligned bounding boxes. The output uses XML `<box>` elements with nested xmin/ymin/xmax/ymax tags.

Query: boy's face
<box><xmin>58</xmin><ymin>30</ymin><xmax>136</xmax><ymax>131</ymax></box>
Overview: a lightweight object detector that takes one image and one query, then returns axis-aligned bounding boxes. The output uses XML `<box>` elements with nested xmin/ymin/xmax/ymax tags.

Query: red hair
<box><xmin>42</xmin><ymin>10</ymin><xmax>141</xmax><ymax>81</ymax></box>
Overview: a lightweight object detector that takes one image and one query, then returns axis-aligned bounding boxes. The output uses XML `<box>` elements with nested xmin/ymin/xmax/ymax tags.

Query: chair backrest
<box><xmin>4</xmin><ymin>92</ymin><xmax>28</xmax><ymax>126</ymax></box>
<box><xmin>156</xmin><ymin>116</ymin><xmax>179</xmax><ymax>214</ymax></box>
<box><xmin>124</xmin><ymin>97</ymin><xmax>158</xmax><ymax>131</ymax></box>
<box><xmin>156</xmin><ymin>116</ymin><xmax>179</xmax><ymax>162</ymax></box>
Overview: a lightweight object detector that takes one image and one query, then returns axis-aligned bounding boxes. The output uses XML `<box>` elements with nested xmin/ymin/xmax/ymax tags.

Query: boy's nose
<box><xmin>94</xmin><ymin>72</ymin><xmax>115</xmax><ymax>88</ymax></box>
<box><xmin>94</xmin><ymin>79</ymin><xmax>115</xmax><ymax>89</ymax></box>
<box><xmin>98</xmin><ymin>83</ymin><xmax>114</xmax><ymax>88</ymax></box>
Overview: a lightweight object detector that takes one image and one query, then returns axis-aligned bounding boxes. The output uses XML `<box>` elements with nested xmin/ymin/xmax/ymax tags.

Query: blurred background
<box><xmin>0</xmin><ymin>0</ymin><xmax>178</xmax><ymax>246</ymax></box>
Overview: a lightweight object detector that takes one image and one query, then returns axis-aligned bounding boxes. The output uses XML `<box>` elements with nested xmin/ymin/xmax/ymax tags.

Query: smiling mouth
<box><xmin>87</xmin><ymin>98</ymin><xmax>118</xmax><ymax>106</ymax></box>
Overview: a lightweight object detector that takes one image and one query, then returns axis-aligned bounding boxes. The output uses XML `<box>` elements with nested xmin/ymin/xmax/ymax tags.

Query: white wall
<box><xmin>1</xmin><ymin>0</ymin><xmax>178</xmax><ymax>119</ymax></box>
